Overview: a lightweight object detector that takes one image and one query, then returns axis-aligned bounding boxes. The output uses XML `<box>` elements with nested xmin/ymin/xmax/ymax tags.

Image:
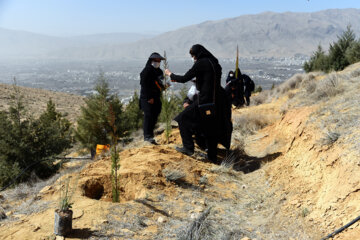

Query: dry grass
<box><xmin>231</xmin><ymin>111</ymin><xmax>278</xmax><ymax>148</ymax></box>
<box><xmin>280</xmin><ymin>73</ymin><xmax>304</xmax><ymax>93</ymax></box>
<box><xmin>162</xmin><ymin>167</ymin><xmax>186</xmax><ymax>183</ymax></box>
<box><xmin>312</xmin><ymin>73</ymin><xmax>344</xmax><ymax>100</ymax></box>
<box><xmin>233</xmin><ymin>112</ymin><xmax>277</xmax><ymax>136</ymax></box>
<box><xmin>252</xmin><ymin>91</ymin><xmax>269</xmax><ymax>105</ymax></box>
<box><xmin>1</xmin><ymin>159</ymin><xmax>89</xmax><ymax>221</ymax></box>
<box><xmin>350</xmin><ymin>68</ymin><xmax>360</xmax><ymax>78</ymax></box>
<box><xmin>319</xmin><ymin>130</ymin><xmax>340</xmax><ymax>146</ymax></box>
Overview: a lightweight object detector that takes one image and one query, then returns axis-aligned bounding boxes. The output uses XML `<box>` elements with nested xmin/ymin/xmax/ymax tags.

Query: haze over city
<box><xmin>0</xmin><ymin>0</ymin><xmax>359</xmax><ymax>36</ymax></box>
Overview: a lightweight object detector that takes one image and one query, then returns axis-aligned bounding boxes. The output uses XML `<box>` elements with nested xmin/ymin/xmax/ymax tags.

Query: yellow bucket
<box><xmin>96</xmin><ymin>144</ymin><xmax>110</xmax><ymax>155</ymax></box>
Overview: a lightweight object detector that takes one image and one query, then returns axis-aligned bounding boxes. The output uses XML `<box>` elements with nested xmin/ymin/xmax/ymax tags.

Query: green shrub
<box><xmin>0</xmin><ymin>92</ymin><xmax>73</xmax><ymax>188</ymax></box>
<box><xmin>345</xmin><ymin>41</ymin><xmax>360</xmax><ymax>64</ymax></box>
<box><xmin>75</xmin><ymin>72</ymin><xmax>129</xmax><ymax>156</ymax></box>
<box><xmin>123</xmin><ymin>91</ymin><xmax>143</xmax><ymax>132</ymax></box>
<box><xmin>159</xmin><ymin>91</ymin><xmax>183</xmax><ymax>124</ymax></box>
<box><xmin>304</xmin><ymin>25</ymin><xmax>359</xmax><ymax>73</ymax></box>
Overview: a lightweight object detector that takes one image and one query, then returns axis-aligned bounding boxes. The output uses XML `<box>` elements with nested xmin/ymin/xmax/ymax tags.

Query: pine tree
<box><xmin>304</xmin><ymin>25</ymin><xmax>358</xmax><ymax>73</ymax></box>
<box><xmin>345</xmin><ymin>40</ymin><xmax>360</xmax><ymax>65</ymax></box>
<box><xmin>328</xmin><ymin>25</ymin><xmax>356</xmax><ymax>71</ymax></box>
<box><xmin>0</xmin><ymin>84</ymin><xmax>72</xmax><ymax>187</ymax></box>
<box><xmin>109</xmin><ymin>105</ymin><xmax>120</xmax><ymax>202</ymax></box>
<box><xmin>123</xmin><ymin>91</ymin><xmax>143</xmax><ymax>131</ymax></box>
<box><xmin>75</xmin><ymin>71</ymin><xmax>128</xmax><ymax>157</ymax></box>
<box><xmin>161</xmin><ymin>51</ymin><xmax>172</xmax><ymax>143</ymax></box>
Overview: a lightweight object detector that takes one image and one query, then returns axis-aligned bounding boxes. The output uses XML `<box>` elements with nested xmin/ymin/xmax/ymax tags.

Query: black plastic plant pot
<box><xmin>54</xmin><ymin>209</ymin><xmax>73</xmax><ymax>236</ymax></box>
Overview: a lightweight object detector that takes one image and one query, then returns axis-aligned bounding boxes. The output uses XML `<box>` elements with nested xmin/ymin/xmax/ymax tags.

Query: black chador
<box><xmin>139</xmin><ymin>52</ymin><xmax>165</xmax><ymax>144</ymax></box>
<box><xmin>168</xmin><ymin>44</ymin><xmax>232</xmax><ymax>163</ymax></box>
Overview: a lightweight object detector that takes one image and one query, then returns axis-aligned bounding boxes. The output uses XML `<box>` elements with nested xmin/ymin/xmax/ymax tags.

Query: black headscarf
<box><xmin>189</xmin><ymin>44</ymin><xmax>219</xmax><ymax>64</ymax></box>
<box><xmin>228</xmin><ymin>71</ymin><xmax>234</xmax><ymax>77</ymax></box>
<box><xmin>145</xmin><ymin>52</ymin><xmax>165</xmax><ymax>67</ymax></box>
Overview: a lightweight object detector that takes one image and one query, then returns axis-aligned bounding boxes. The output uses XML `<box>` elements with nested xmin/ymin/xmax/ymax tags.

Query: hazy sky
<box><xmin>0</xmin><ymin>0</ymin><xmax>359</xmax><ymax>36</ymax></box>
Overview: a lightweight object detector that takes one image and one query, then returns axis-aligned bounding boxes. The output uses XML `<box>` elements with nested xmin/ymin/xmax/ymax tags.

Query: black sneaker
<box><xmin>144</xmin><ymin>138</ymin><xmax>157</xmax><ymax>145</ymax></box>
<box><xmin>175</xmin><ymin>146</ymin><xmax>194</xmax><ymax>156</ymax></box>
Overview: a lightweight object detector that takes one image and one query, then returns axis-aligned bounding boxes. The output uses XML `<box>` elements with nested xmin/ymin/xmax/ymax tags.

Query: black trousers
<box><xmin>245</xmin><ymin>92</ymin><xmax>251</xmax><ymax>106</ymax></box>
<box><xmin>175</xmin><ymin>104</ymin><xmax>218</xmax><ymax>162</ymax></box>
<box><xmin>140</xmin><ymin>98</ymin><xmax>161</xmax><ymax>139</ymax></box>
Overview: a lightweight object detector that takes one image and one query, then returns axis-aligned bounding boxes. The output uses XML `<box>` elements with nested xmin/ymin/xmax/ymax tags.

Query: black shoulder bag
<box><xmin>198</xmin><ymin>60</ymin><xmax>217</xmax><ymax>120</ymax></box>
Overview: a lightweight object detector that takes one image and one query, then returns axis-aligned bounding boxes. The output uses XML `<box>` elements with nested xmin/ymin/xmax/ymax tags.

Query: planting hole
<box><xmin>82</xmin><ymin>180</ymin><xmax>104</xmax><ymax>200</ymax></box>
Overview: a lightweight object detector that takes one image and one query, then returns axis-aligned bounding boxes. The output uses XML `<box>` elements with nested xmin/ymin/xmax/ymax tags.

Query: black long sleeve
<box><xmin>140</xmin><ymin>65</ymin><xmax>163</xmax><ymax>100</ymax></box>
<box><xmin>169</xmin><ymin>64</ymin><xmax>196</xmax><ymax>83</ymax></box>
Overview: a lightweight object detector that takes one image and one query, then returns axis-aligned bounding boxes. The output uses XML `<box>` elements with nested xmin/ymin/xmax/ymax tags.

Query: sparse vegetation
<box><xmin>59</xmin><ymin>176</ymin><xmax>73</xmax><ymax>212</ymax></box>
<box><xmin>162</xmin><ymin>167</ymin><xmax>186</xmax><ymax>183</ymax></box>
<box><xmin>232</xmin><ymin>112</ymin><xmax>277</xmax><ymax>136</ymax></box>
<box><xmin>320</xmin><ymin>130</ymin><xmax>340</xmax><ymax>146</ymax></box>
<box><xmin>109</xmin><ymin>105</ymin><xmax>120</xmax><ymax>203</ymax></box>
<box><xmin>312</xmin><ymin>73</ymin><xmax>343</xmax><ymax>100</ymax></box>
<box><xmin>178</xmin><ymin>207</ymin><xmax>213</xmax><ymax>240</ymax></box>
<box><xmin>301</xmin><ymin>207</ymin><xmax>310</xmax><ymax>218</ymax></box>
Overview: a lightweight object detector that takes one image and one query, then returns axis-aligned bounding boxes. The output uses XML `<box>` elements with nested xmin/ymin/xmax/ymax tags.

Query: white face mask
<box><xmin>230</xmin><ymin>74</ymin><xmax>234</xmax><ymax>77</ymax></box>
<box><xmin>191</xmin><ymin>57</ymin><xmax>196</xmax><ymax>63</ymax></box>
<box><xmin>151</xmin><ymin>61</ymin><xmax>160</xmax><ymax>68</ymax></box>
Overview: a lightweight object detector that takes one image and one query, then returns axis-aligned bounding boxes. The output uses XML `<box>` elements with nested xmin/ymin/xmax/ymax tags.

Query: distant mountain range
<box><xmin>1</xmin><ymin>8</ymin><xmax>360</xmax><ymax>60</ymax></box>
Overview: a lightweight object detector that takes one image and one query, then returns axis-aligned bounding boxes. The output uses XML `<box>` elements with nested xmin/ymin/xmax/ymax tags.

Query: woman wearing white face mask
<box><xmin>140</xmin><ymin>52</ymin><xmax>166</xmax><ymax>144</ymax></box>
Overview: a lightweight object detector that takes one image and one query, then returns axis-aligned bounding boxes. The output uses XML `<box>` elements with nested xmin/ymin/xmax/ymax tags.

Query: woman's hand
<box><xmin>164</xmin><ymin>69</ymin><xmax>172</xmax><ymax>76</ymax></box>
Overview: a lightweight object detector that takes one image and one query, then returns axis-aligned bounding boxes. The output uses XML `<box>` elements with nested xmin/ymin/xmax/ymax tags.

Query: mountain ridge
<box><xmin>1</xmin><ymin>8</ymin><xmax>360</xmax><ymax>60</ymax></box>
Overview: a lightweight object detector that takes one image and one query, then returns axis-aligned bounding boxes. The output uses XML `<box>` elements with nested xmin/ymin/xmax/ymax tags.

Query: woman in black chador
<box><xmin>140</xmin><ymin>52</ymin><xmax>166</xmax><ymax>144</ymax></box>
<box><xmin>165</xmin><ymin>44</ymin><xmax>232</xmax><ymax>163</ymax></box>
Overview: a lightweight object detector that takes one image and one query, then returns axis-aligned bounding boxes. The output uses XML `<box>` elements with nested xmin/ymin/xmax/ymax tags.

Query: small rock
<box><xmin>39</xmin><ymin>185</ymin><xmax>53</xmax><ymax>194</ymax></box>
<box><xmin>0</xmin><ymin>208</ymin><xmax>7</xmax><ymax>220</ymax></box>
<box><xmin>121</xmin><ymin>228</ymin><xmax>134</xmax><ymax>233</ymax></box>
<box><xmin>143</xmin><ymin>219</ymin><xmax>153</xmax><ymax>226</ymax></box>
<box><xmin>168</xmin><ymin>211</ymin><xmax>173</xmax><ymax>216</ymax></box>
<box><xmin>72</xmin><ymin>209</ymin><xmax>84</xmax><ymax>219</ymax></box>
<box><xmin>0</xmin><ymin>194</ymin><xmax>4</xmax><ymax>200</ymax></box>
<box><xmin>33</xmin><ymin>226</ymin><xmax>41</xmax><ymax>232</ymax></box>
<box><xmin>98</xmin><ymin>219</ymin><xmax>108</xmax><ymax>224</ymax></box>
<box><xmin>199</xmin><ymin>199</ymin><xmax>205</xmax><ymax>205</ymax></box>
<box><xmin>241</xmin><ymin>237</ymin><xmax>251</xmax><ymax>240</ymax></box>
<box><xmin>55</xmin><ymin>236</ymin><xmax>65</xmax><ymax>240</ymax></box>
<box><xmin>157</xmin><ymin>216</ymin><xmax>165</xmax><ymax>223</ymax></box>
<box><xmin>194</xmin><ymin>207</ymin><xmax>204</xmax><ymax>213</ymax></box>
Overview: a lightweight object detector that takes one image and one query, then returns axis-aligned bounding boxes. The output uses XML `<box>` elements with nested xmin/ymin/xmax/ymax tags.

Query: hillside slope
<box><xmin>245</xmin><ymin>62</ymin><xmax>360</xmax><ymax>239</ymax></box>
<box><xmin>0</xmin><ymin>83</ymin><xmax>85</xmax><ymax>123</ymax></box>
<box><xmin>0</xmin><ymin>63</ymin><xmax>359</xmax><ymax>239</ymax></box>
